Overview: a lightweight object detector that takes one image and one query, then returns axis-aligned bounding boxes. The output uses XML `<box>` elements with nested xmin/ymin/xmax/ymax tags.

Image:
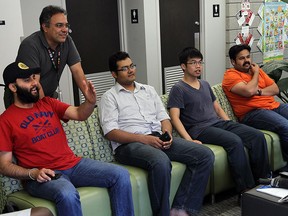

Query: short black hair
<box><xmin>178</xmin><ymin>47</ymin><xmax>203</xmax><ymax>65</ymax></box>
<box><xmin>108</xmin><ymin>51</ymin><xmax>130</xmax><ymax>72</ymax></box>
<box><xmin>39</xmin><ymin>5</ymin><xmax>67</xmax><ymax>31</ymax></box>
<box><xmin>228</xmin><ymin>44</ymin><xmax>251</xmax><ymax>61</ymax></box>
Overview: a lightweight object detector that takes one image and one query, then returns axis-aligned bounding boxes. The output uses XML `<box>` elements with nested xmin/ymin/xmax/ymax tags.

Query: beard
<box><xmin>16</xmin><ymin>84</ymin><xmax>39</xmax><ymax>103</ymax></box>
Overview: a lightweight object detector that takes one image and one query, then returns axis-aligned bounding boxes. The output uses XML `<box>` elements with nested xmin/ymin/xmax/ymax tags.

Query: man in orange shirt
<box><xmin>222</xmin><ymin>44</ymin><xmax>288</xmax><ymax>165</ymax></box>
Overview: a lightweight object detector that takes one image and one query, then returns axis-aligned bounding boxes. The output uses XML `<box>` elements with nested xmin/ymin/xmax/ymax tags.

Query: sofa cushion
<box><xmin>85</xmin><ymin>108</ymin><xmax>114</xmax><ymax>162</ymax></box>
<box><xmin>62</xmin><ymin>120</ymin><xmax>94</xmax><ymax>159</ymax></box>
<box><xmin>211</xmin><ymin>83</ymin><xmax>238</xmax><ymax>122</ymax></box>
<box><xmin>7</xmin><ymin>187</ymin><xmax>112</xmax><ymax>216</ymax></box>
<box><xmin>0</xmin><ymin>176</ymin><xmax>6</xmax><ymax>213</ymax></box>
<box><xmin>5</xmin><ymin>161</ymin><xmax>186</xmax><ymax>216</ymax></box>
<box><xmin>262</xmin><ymin>130</ymin><xmax>286</xmax><ymax>170</ymax></box>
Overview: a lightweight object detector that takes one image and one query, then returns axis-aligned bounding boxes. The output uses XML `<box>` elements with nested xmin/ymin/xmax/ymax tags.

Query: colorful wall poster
<box><xmin>263</xmin><ymin>2</ymin><xmax>287</xmax><ymax>62</ymax></box>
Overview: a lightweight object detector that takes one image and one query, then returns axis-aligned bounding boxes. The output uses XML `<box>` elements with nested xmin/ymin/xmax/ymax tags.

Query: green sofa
<box><xmin>0</xmin><ymin>108</ymin><xmax>191</xmax><ymax>216</ymax></box>
<box><xmin>0</xmin><ymin>83</ymin><xmax>286</xmax><ymax>215</ymax></box>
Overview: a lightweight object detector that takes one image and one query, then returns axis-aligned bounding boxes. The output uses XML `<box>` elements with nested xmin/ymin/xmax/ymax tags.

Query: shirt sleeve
<box><xmin>16</xmin><ymin>39</ymin><xmax>41</xmax><ymax>68</ymax></box>
<box><xmin>98</xmin><ymin>91</ymin><xmax>120</xmax><ymax>136</ymax></box>
<box><xmin>0</xmin><ymin>114</ymin><xmax>13</xmax><ymax>152</ymax></box>
<box><xmin>222</xmin><ymin>69</ymin><xmax>244</xmax><ymax>92</ymax></box>
<box><xmin>167</xmin><ymin>85</ymin><xmax>184</xmax><ymax>109</ymax></box>
<box><xmin>207</xmin><ymin>82</ymin><xmax>217</xmax><ymax>102</ymax></box>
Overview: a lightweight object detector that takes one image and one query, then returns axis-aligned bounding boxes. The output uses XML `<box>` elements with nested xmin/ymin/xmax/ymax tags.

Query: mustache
<box><xmin>243</xmin><ymin>61</ymin><xmax>250</xmax><ymax>66</ymax></box>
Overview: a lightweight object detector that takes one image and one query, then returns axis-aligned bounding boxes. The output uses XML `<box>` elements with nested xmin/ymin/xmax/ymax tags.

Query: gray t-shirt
<box><xmin>16</xmin><ymin>31</ymin><xmax>81</xmax><ymax>97</ymax></box>
<box><xmin>167</xmin><ymin>80</ymin><xmax>221</xmax><ymax>138</ymax></box>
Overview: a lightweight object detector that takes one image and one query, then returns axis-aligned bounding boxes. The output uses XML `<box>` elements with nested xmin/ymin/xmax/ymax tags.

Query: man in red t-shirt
<box><xmin>222</xmin><ymin>44</ymin><xmax>288</xmax><ymax>166</ymax></box>
<box><xmin>0</xmin><ymin>62</ymin><xmax>134</xmax><ymax>216</ymax></box>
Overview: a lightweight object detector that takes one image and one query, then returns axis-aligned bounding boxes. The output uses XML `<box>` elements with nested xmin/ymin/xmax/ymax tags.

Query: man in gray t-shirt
<box><xmin>168</xmin><ymin>47</ymin><xmax>271</xmax><ymax>194</ymax></box>
<box><xmin>4</xmin><ymin>5</ymin><xmax>88</xmax><ymax>108</ymax></box>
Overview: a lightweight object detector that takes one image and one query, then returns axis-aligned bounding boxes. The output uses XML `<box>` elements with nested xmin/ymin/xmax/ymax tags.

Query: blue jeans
<box><xmin>196</xmin><ymin>120</ymin><xmax>270</xmax><ymax>192</ymax></box>
<box><xmin>241</xmin><ymin>104</ymin><xmax>288</xmax><ymax>161</ymax></box>
<box><xmin>114</xmin><ymin>137</ymin><xmax>214</xmax><ymax>216</ymax></box>
<box><xmin>25</xmin><ymin>158</ymin><xmax>134</xmax><ymax>216</ymax></box>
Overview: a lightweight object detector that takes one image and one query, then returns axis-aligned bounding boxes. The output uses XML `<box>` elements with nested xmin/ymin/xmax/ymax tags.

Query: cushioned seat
<box><xmin>5</xmin><ymin>161</ymin><xmax>188</xmax><ymax>216</ymax></box>
<box><xmin>1</xmin><ymin>83</ymin><xmax>286</xmax><ymax>215</ymax></box>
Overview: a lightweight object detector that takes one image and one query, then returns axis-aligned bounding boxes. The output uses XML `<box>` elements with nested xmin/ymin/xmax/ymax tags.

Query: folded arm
<box><xmin>230</xmin><ymin>63</ymin><xmax>279</xmax><ymax>97</ymax></box>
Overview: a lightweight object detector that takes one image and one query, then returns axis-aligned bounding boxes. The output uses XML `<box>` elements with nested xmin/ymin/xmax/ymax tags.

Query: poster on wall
<box><xmin>262</xmin><ymin>1</ymin><xmax>287</xmax><ymax>62</ymax></box>
<box><xmin>235</xmin><ymin>0</ymin><xmax>255</xmax><ymax>46</ymax></box>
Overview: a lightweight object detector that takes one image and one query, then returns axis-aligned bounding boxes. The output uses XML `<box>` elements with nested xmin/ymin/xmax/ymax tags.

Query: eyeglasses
<box><xmin>186</xmin><ymin>61</ymin><xmax>204</xmax><ymax>66</ymax></box>
<box><xmin>117</xmin><ymin>64</ymin><xmax>136</xmax><ymax>72</ymax></box>
<box><xmin>50</xmin><ymin>23</ymin><xmax>70</xmax><ymax>29</ymax></box>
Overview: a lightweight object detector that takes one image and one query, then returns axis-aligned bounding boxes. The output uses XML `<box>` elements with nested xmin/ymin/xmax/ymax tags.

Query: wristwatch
<box><xmin>257</xmin><ymin>89</ymin><xmax>262</xmax><ymax>96</ymax></box>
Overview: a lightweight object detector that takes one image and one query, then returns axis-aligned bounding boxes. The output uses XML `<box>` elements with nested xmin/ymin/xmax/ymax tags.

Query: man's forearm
<box><xmin>106</xmin><ymin>129</ymin><xmax>147</xmax><ymax>144</ymax></box>
<box><xmin>0</xmin><ymin>162</ymin><xmax>33</xmax><ymax>180</ymax></box>
<box><xmin>77</xmin><ymin>100</ymin><xmax>95</xmax><ymax>120</ymax></box>
<box><xmin>161</xmin><ymin>119</ymin><xmax>173</xmax><ymax>134</ymax></box>
<box><xmin>261</xmin><ymin>83</ymin><xmax>279</xmax><ymax>96</ymax></box>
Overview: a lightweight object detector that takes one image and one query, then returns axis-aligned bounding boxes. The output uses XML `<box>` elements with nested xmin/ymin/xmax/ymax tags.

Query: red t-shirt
<box><xmin>222</xmin><ymin>68</ymin><xmax>280</xmax><ymax>119</ymax></box>
<box><xmin>0</xmin><ymin>97</ymin><xmax>81</xmax><ymax>170</ymax></box>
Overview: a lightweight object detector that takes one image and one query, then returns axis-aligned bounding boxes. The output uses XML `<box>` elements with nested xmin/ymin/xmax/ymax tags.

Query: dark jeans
<box><xmin>241</xmin><ymin>104</ymin><xmax>288</xmax><ymax>161</ymax></box>
<box><xmin>25</xmin><ymin>158</ymin><xmax>134</xmax><ymax>216</ymax></box>
<box><xmin>196</xmin><ymin>120</ymin><xmax>270</xmax><ymax>192</ymax></box>
<box><xmin>114</xmin><ymin>137</ymin><xmax>214</xmax><ymax>216</ymax></box>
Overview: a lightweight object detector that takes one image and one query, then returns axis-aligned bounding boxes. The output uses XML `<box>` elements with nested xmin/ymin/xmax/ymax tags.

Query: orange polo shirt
<box><xmin>222</xmin><ymin>68</ymin><xmax>280</xmax><ymax>120</ymax></box>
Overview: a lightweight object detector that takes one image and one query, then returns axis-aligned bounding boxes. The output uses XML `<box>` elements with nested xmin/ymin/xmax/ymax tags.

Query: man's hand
<box><xmin>160</xmin><ymin>131</ymin><xmax>173</xmax><ymax>150</ymax></box>
<box><xmin>192</xmin><ymin>139</ymin><xmax>202</xmax><ymax>144</ymax></box>
<box><xmin>82</xmin><ymin>80</ymin><xmax>97</xmax><ymax>105</ymax></box>
<box><xmin>30</xmin><ymin>168</ymin><xmax>56</xmax><ymax>183</ymax></box>
<box><xmin>140</xmin><ymin>131</ymin><xmax>173</xmax><ymax>150</ymax></box>
<box><xmin>249</xmin><ymin>63</ymin><xmax>260</xmax><ymax>76</ymax></box>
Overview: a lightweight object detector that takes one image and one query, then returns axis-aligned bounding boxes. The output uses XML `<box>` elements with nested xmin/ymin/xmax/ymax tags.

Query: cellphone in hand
<box><xmin>159</xmin><ymin>132</ymin><xmax>171</xmax><ymax>142</ymax></box>
<box><xmin>47</xmin><ymin>173</ymin><xmax>62</xmax><ymax>180</ymax></box>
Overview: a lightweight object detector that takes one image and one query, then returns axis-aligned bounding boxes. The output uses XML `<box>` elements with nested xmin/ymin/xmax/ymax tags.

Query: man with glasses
<box><xmin>167</xmin><ymin>47</ymin><xmax>271</xmax><ymax>196</ymax></box>
<box><xmin>0</xmin><ymin>62</ymin><xmax>134</xmax><ymax>216</ymax></box>
<box><xmin>99</xmin><ymin>51</ymin><xmax>214</xmax><ymax>216</ymax></box>
<box><xmin>4</xmin><ymin>5</ymin><xmax>88</xmax><ymax>108</ymax></box>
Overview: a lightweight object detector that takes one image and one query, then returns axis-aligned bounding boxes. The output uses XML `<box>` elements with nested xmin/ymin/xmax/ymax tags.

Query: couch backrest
<box><xmin>211</xmin><ymin>83</ymin><xmax>238</xmax><ymax>122</ymax></box>
<box><xmin>84</xmin><ymin>108</ymin><xmax>114</xmax><ymax>162</ymax></box>
<box><xmin>0</xmin><ymin>180</ymin><xmax>5</xmax><ymax>213</ymax></box>
<box><xmin>63</xmin><ymin>108</ymin><xmax>113</xmax><ymax>162</ymax></box>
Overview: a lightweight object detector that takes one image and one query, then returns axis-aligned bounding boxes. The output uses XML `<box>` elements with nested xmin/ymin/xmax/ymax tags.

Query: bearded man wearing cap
<box><xmin>4</xmin><ymin>5</ymin><xmax>88</xmax><ymax>108</ymax></box>
<box><xmin>0</xmin><ymin>62</ymin><xmax>134</xmax><ymax>216</ymax></box>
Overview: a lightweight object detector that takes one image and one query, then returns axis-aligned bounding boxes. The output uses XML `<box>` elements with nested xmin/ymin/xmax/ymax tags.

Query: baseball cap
<box><xmin>3</xmin><ymin>62</ymin><xmax>40</xmax><ymax>86</ymax></box>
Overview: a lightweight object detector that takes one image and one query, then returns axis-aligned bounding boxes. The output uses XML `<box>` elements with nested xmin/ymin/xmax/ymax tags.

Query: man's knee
<box><xmin>55</xmin><ymin>188</ymin><xmax>80</xmax><ymax>204</ymax></box>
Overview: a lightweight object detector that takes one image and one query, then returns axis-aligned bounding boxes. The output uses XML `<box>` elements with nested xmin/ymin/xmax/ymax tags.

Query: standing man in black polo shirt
<box><xmin>4</xmin><ymin>5</ymin><xmax>90</xmax><ymax>108</ymax></box>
